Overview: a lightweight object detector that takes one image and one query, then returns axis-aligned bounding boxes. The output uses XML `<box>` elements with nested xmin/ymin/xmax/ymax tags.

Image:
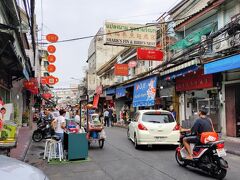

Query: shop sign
<box><xmin>128</xmin><ymin>60</ymin><xmax>137</xmax><ymax>68</ymax></box>
<box><xmin>137</xmin><ymin>48</ymin><xmax>164</xmax><ymax>61</ymax></box>
<box><xmin>176</xmin><ymin>69</ymin><xmax>213</xmax><ymax>91</ymax></box>
<box><xmin>104</xmin><ymin>22</ymin><xmax>157</xmax><ymax>47</ymax></box>
<box><xmin>133</xmin><ymin>76</ymin><xmax>157</xmax><ymax>107</ymax></box>
<box><xmin>93</xmin><ymin>95</ymin><xmax>100</xmax><ymax>108</ymax></box>
<box><xmin>95</xmin><ymin>85</ymin><xmax>103</xmax><ymax>95</ymax></box>
<box><xmin>47</xmin><ymin>45</ymin><xmax>56</xmax><ymax>53</ymax></box>
<box><xmin>46</xmin><ymin>34</ymin><xmax>59</xmax><ymax>43</ymax></box>
<box><xmin>40</xmin><ymin>77</ymin><xmax>48</xmax><ymax>85</ymax></box>
<box><xmin>116</xmin><ymin>87</ymin><xmax>126</xmax><ymax>98</ymax></box>
<box><xmin>114</xmin><ymin>64</ymin><xmax>128</xmax><ymax>76</ymax></box>
<box><xmin>47</xmin><ymin>55</ymin><xmax>56</xmax><ymax>63</ymax></box>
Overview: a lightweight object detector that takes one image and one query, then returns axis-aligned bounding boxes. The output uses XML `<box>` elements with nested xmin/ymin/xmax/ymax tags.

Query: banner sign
<box><xmin>95</xmin><ymin>85</ymin><xmax>103</xmax><ymax>95</ymax></box>
<box><xmin>104</xmin><ymin>22</ymin><xmax>157</xmax><ymax>47</ymax></box>
<box><xmin>116</xmin><ymin>87</ymin><xmax>126</xmax><ymax>98</ymax></box>
<box><xmin>133</xmin><ymin>76</ymin><xmax>157</xmax><ymax>107</ymax></box>
<box><xmin>93</xmin><ymin>95</ymin><xmax>100</xmax><ymax>108</ymax></box>
<box><xmin>114</xmin><ymin>64</ymin><xmax>128</xmax><ymax>76</ymax></box>
<box><xmin>137</xmin><ymin>48</ymin><xmax>164</xmax><ymax>61</ymax></box>
<box><xmin>176</xmin><ymin>69</ymin><xmax>213</xmax><ymax>91</ymax></box>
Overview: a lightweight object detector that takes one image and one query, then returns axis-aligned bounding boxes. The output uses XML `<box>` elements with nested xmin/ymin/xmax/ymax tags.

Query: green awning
<box><xmin>170</xmin><ymin>24</ymin><xmax>214</xmax><ymax>50</ymax></box>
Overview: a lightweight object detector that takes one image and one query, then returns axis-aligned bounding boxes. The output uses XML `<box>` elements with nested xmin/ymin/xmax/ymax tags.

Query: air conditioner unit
<box><xmin>228</xmin><ymin>31</ymin><xmax>240</xmax><ymax>48</ymax></box>
<box><xmin>213</xmin><ymin>32</ymin><xmax>229</xmax><ymax>53</ymax></box>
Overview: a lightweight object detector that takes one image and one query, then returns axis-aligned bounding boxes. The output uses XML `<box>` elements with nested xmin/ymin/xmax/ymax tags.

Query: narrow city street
<box><xmin>25</xmin><ymin>127</ymin><xmax>240</xmax><ymax>180</ymax></box>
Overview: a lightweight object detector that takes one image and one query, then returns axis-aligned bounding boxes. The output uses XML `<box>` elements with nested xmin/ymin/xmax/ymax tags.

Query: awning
<box><xmin>116</xmin><ymin>87</ymin><xmax>126</xmax><ymax>98</ymax></box>
<box><xmin>170</xmin><ymin>23</ymin><xmax>214</xmax><ymax>50</ymax></box>
<box><xmin>106</xmin><ymin>88</ymin><xmax>116</xmax><ymax>95</ymax></box>
<box><xmin>133</xmin><ymin>76</ymin><xmax>157</xmax><ymax>107</ymax></box>
<box><xmin>160</xmin><ymin>59</ymin><xmax>199</xmax><ymax>80</ymax></box>
<box><xmin>0</xmin><ymin>32</ymin><xmax>30</xmax><ymax>80</ymax></box>
<box><xmin>204</xmin><ymin>54</ymin><xmax>240</xmax><ymax>74</ymax></box>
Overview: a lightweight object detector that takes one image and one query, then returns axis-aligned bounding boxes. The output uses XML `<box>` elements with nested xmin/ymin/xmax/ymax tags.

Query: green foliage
<box><xmin>13</xmin><ymin>103</ymin><xmax>20</xmax><ymax>126</ymax></box>
<box><xmin>22</xmin><ymin>109</ymin><xmax>29</xmax><ymax>125</ymax></box>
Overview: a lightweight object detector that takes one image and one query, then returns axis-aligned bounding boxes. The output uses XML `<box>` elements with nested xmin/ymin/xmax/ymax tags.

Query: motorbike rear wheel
<box><xmin>32</xmin><ymin>131</ymin><xmax>43</xmax><ymax>142</ymax></box>
<box><xmin>175</xmin><ymin>150</ymin><xmax>187</xmax><ymax>167</ymax></box>
<box><xmin>212</xmin><ymin>168</ymin><xmax>227</xmax><ymax>180</ymax></box>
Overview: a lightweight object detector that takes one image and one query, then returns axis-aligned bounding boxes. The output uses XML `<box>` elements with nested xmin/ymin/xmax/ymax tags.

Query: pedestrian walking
<box><xmin>104</xmin><ymin>109</ymin><xmax>110</xmax><ymax>127</ymax></box>
<box><xmin>108</xmin><ymin>106</ymin><xmax>113</xmax><ymax>127</ymax></box>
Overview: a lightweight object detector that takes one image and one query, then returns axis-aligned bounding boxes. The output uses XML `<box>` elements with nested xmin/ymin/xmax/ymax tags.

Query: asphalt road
<box><xmin>26</xmin><ymin>127</ymin><xmax>240</xmax><ymax>180</ymax></box>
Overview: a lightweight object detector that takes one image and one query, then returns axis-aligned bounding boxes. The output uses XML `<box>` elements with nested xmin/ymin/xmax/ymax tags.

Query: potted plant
<box><xmin>22</xmin><ymin>110</ymin><xmax>29</xmax><ymax>127</ymax></box>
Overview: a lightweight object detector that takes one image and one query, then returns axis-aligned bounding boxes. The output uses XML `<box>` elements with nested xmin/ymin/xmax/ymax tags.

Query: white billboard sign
<box><xmin>104</xmin><ymin>22</ymin><xmax>157</xmax><ymax>47</ymax></box>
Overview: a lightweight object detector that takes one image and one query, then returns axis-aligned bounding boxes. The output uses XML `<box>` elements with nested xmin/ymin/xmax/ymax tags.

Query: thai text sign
<box><xmin>114</xmin><ymin>64</ymin><xmax>128</xmax><ymax>76</ymax></box>
<box><xmin>104</xmin><ymin>22</ymin><xmax>157</xmax><ymax>47</ymax></box>
<box><xmin>176</xmin><ymin>69</ymin><xmax>213</xmax><ymax>91</ymax></box>
<box><xmin>133</xmin><ymin>76</ymin><xmax>157</xmax><ymax>107</ymax></box>
<box><xmin>137</xmin><ymin>48</ymin><xmax>164</xmax><ymax>61</ymax></box>
<box><xmin>93</xmin><ymin>95</ymin><xmax>100</xmax><ymax>108</ymax></box>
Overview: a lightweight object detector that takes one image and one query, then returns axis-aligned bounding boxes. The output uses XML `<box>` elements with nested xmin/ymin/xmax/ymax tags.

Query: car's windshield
<box><xmin>142</xmin><ymin>113</ymin><xmax>174</xmax><ymax>123</ymax></box>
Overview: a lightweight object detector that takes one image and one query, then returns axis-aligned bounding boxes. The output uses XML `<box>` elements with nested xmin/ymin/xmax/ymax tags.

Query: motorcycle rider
<box><xmin>181</xmin><ymin>107</ymin><xmax>214</xmax><ymax>160</ymax></box>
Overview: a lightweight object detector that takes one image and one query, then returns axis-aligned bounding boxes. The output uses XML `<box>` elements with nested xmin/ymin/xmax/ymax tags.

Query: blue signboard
<box><xmin>116</xmin><ymin>87</ymin><xmax>126</xmax><ymax>98</ymax></box>
<box><xmin>133</xmin><ymin>76</ymin><xmax>157</xmax><ymax>107</ymax></box>
<box><xmin>106</xmin><ymin>88</ymin><xmax>116</xmax><ymax>95</ymax></box>
<box><xmin>204</xmin><ymin>54</ymin><xmax>240</xmax><ymax>74</ymax></box>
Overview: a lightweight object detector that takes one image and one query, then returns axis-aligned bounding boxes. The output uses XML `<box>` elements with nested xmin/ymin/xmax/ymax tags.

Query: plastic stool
<box><xmin>44</xmin><ymin>139</ymin><xmax>63</xmax><ymax>162</ymax></box>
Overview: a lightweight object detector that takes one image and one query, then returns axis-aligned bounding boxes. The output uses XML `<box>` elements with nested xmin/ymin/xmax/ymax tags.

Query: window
<box><xmin>142</xmin><ymin>112</ymin><xmax>174</xmax><ymax>123</ymax></box>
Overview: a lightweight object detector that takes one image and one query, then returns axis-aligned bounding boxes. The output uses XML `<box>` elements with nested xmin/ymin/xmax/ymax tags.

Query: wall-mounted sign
<box><xmin>47</xmin><ymin>64</ymin><xmax>56</xmax><ymax>73</ymax></box>
<box><xmin>93</xmin><ymin>95</ymin><xmax>100</xmax><ymax>108</ymax></box>
<box><xmin>47</xmin><ymin>55</ymin><xmax>56</xmax><ymax>63</ymax></box>
<box><xmin>176</xmin><ymin>69</ymin><xmax>213</xmax><ymax>91</ymax></box>
<box><xmin>46</xmin><ymin>34</ymin><xmax>59</xmax><ymax>43</ymax></box>
<box><xmin>128</xmin><ymin>60</ymin><xmax>137</xmax><ymax>68</ymax></box>
<box><xmin>137</xmin><ymin>48</ymin><xmax>164</xmax><ymax>61</ymax></box>
<box><xmin>114</xmin><ymin>64</ymin><xmax>128</xmax><ymax>76</ymax></box>
<box><xmin>47</xmin><ymin>45</ymin><xmax>56</xmax><ymax>53</ymax></box>
<box><xmin>104</xmin><ymin>22</ymin><xmax>157</xmax><ymax>47</ymax></box>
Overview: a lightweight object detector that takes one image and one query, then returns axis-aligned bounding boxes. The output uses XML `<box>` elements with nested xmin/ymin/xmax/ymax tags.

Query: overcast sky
<box><xmin>35</xmin><ymin>0</ymin><xmax>180</xmax><ymax>87</ymax></box>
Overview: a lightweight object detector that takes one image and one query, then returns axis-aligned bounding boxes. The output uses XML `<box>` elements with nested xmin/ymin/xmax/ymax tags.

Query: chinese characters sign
<box><xmin>104</xmin><ymin>22</ymin><xmax>157</xmax><ymax>47</ymax></box>
<box><xmin>114</xmin><ymin>64</ymin><xmax>128</xmax><ymax>76</ymax></box>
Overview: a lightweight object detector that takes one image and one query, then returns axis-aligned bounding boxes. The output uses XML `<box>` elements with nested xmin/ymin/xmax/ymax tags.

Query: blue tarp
<box><xmin>133</xmin><ymin>76</ymin><xmax>157</xmax><ymax>107</ymax></box>
<box><xmin>163</xmin><ymin>65</ymin><xmax>199</xmax><ymax>80</ymax></box>
<box><xmin>106</xmin><ymin>88</ymin><xmax>116</xmax><ymax>95</ymax></box>
<box><xmin>204</xmin><ymin>54</ymin><xmax>240</xmax><ymax>74</ymax></box>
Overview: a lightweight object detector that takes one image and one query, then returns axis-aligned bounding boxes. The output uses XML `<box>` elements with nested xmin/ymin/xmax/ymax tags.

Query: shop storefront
<box><xmin>176</xmin><ymin>69</ymin><xmax>221</xmax><ymax>130</ymax></box>
<box><xmin>115</xmin><ymin>84</ymin><xmax>134</xmax><ymax>123</ymax></box>
<box><xmin>204</xmin><ymin>54</ymin><xmax>240</xmax><ymax>137</ymax></box>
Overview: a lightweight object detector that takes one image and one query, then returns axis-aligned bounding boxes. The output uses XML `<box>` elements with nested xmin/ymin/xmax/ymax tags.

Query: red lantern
<box><xmin>46</xmin><ymin>34</ymin><xmax>59</xmax><ymax>43</ymax></box>
<box><xmin>46</xmin><ymin>76</ymin><xmax>58</xmax><ymax>85</ymax></box>
<box><xmin>47</xmin><ymin>64</ymin><xmax>56</xmax><ymax>73</ymax></box>
<box><xmin>42</xmin><ymin>93</ymin><xmax>53</xmax><ymax>99</ymax></box>
<box><xmin>47</xmin><ymin>45</ymin><xmax>56</xmax><ymax>53</ymax></box>
<box><xmin>47</xmin><ymin>55</ymin><xmax>56</xmax><ymax>63</ymax></box>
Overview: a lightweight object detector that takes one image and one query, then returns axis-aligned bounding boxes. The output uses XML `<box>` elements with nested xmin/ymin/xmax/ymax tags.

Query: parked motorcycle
<box><xmin>32</xmin><ymin>122</ymin><xmax>52</xmax><ymax>142</ymax></box>
<box><xmin>175</xmin><ymin>131</ymin><xmax>228</xmax><ymax>179</ymax></box>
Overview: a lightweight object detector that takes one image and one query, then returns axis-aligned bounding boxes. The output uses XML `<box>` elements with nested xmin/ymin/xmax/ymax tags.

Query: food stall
<box><xmin>64</xmin><ymin>119</ymin><xmax>88</xmax><ymax>160</ymax></box>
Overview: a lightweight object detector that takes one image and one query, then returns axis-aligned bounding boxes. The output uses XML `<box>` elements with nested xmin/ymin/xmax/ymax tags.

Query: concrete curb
<box><xmin>226</xmin><ymin>150</ymin><xmax>240</xmax><ymax>156</ymax></box>
<box><xmin>22</xmin><ymin>135</ymin><xmax>33</xmax><ymax>162</ymax></box>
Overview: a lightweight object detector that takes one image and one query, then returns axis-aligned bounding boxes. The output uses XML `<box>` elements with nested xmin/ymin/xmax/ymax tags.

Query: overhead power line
<box><xmin>40</xmin><ymin>14</ymin><xmax>195</xmax><ymax>44</ymax></box>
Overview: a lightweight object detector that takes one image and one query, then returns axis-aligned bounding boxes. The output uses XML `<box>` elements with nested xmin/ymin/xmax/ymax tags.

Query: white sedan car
<box><xmin>127</xmin><ymin>110</ymin><xmax>180</xmax><ymax>149</ymax></box>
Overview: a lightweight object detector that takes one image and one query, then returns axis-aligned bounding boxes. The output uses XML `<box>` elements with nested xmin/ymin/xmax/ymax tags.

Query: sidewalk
<box><xmin>223</xmin><ymin>137</ymin><xmax>240</xmax><ymax>156</ymax></box>
<box><xmin>10</xmin><ymin>126</ymin><xmax>33</xmax><ymax>161</ymax></box>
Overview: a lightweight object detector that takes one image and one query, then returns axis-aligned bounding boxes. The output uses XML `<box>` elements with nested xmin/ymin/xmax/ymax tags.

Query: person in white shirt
<box><xmin>54</xmin><ymin>109</ymin><xmax>66</xmax><ymax>145</ymax></box>
<box><xmin>74</xmin><ymin>110</ymin><xmax>80</xmax><ymax>124</ymax></box>
<box><xmin>104</xmin><ymin>109</ymin><xmax>110</xmax><ymax>127</ymax></box>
